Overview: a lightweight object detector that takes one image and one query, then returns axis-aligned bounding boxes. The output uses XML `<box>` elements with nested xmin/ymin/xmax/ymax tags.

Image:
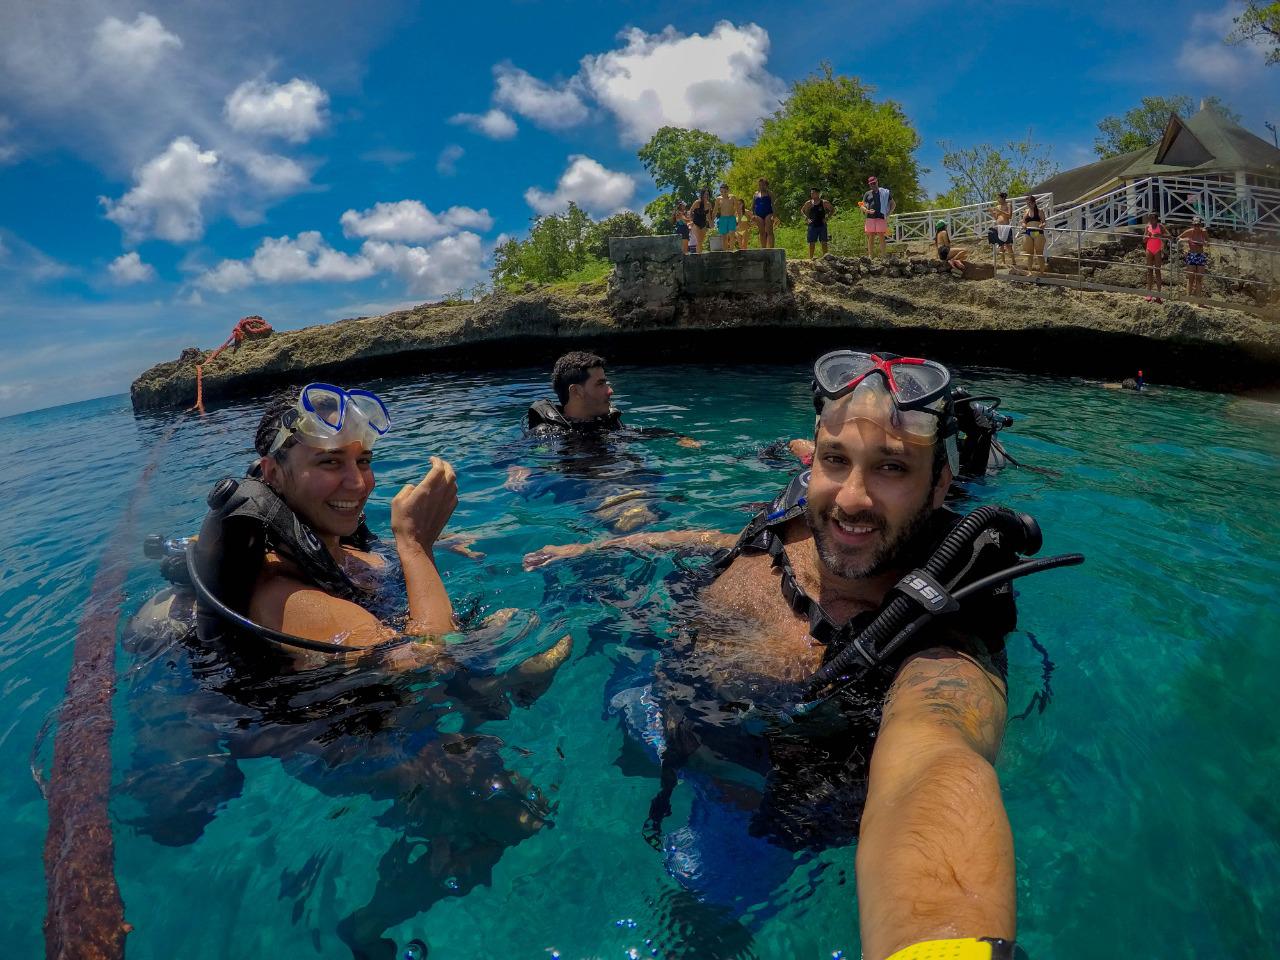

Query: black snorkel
<box><xmin>797</xmin><ymin>505</ymin><xmax>1084</xmax><ymax>711</ymax></box>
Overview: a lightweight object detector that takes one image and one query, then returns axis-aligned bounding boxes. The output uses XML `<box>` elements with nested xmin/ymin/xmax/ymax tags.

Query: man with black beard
<box><xmin>525</xmin><ymin>351</ymin><xmax>1023</xmax><ymax>960</ymax></box>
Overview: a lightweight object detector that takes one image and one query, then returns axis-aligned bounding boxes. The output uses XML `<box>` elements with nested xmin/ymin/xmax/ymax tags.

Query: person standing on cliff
<box><xmin>802</xmin><ymin>187</ymin><xmax>835</xmax><ymax>258</ymax></box>
<box><xmin>863</xmin><ymin>176</ymin><xmax>894</xmax><ymax>258</ymax></box>
<box><xmin>672</xmin><ymin>201</ymin><xmax>692</xmax><ymax>255</ymax></box>
<box><xmin>1178</xmin><ymin>216</ymin><xmax>1210</xmax><ymax>303</ymax></box>
<box><xmin>988</xmin><ymin>192</ymin><xmax>1016</xmax><ymax>269</ymax></box>
<box><xmin>714</xmin><ymin>183</ymin><xmax>740</xmax><ymax>252</ymax></box>
<box><xmin>689</xmin><ymin>189</ymin><xmax>713</xmax><ymax>254</ymax></box>
<box><xmin>753</xmin><ymin>177</ymin><xmax>776</xmax><ymax>249</ymax></box>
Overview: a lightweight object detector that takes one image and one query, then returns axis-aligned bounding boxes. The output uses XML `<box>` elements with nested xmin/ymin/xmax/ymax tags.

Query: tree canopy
<box><xmin>1094</xmin><ymin>96</ymin><xmax>1241</xmax><ymax>159</ymax></box>
<box><xmin>491</xmin><ymin>203</ymin><xmax>593</xmax><ymax>287</ymax></box>
<box><xmin>491</xmin><ymin>205</ymin><xmax>650</xmax><ymax>287</ymax></box>
<box><xmin>638</xmin><ymin>126</ymin><xmax>736</xmax><ymax>227</ymax></box>
<box><xmin>584</xmin><ymin>211</ymin><xmax>650</xmax><ymax>260</ymax></box>
<box><xmin>1226</xmin><ymin>1</ymin><xmax>1280</xmax><ymax>65</ymax></box>
<box><xmin>725</xmin><ymin>63</ymin><xmax>922</xmax><ymax>222</ymax></box>
<box><xmin>935</xmin><ymin>133</ymin><xmax>1058</xmax><ymax>207</ymax></box>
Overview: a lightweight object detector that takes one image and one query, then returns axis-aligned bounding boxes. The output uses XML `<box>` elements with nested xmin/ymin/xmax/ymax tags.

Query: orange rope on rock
<box><xmin>193</xmin><ymin>315</ymin><xmax>272</xmax><ymax>413</ymax></box>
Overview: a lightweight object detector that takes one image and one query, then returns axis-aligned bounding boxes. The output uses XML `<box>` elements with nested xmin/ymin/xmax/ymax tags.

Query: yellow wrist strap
<box><xmin>886</xmin><ymin>938</ymin><xmax>997</xmax><ymax>960</ymax></box>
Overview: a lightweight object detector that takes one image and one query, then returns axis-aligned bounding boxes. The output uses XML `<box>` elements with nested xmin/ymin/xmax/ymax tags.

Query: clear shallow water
<box><xmin>3</xmin><ymin>364</ymin><xmax>1279</xmax><ymax>959</ymax></box>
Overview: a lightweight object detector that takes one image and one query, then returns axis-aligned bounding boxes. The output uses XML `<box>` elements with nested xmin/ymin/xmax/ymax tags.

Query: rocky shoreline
<box><xmin>130</xmin><ymin>253</ymin><xmax>1280</xmax><ymax>412</ymax></box>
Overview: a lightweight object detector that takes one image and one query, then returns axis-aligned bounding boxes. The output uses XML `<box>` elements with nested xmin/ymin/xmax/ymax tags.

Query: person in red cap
<box><xmin>863</xmin><ymin>175</ymin><xmax>895</xmax><ymax>258</ymax></box>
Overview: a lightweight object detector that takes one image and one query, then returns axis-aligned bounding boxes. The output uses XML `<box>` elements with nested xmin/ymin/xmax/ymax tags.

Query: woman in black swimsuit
<box><xmin>690</xmin><ymin>189</ymin><xmax>712</xmax><ymax>254</ymax></box>
<box><xmin>1022</xmin><ymin>195</ymin><xmax>1046</xmax><ymax>274</ymax></box>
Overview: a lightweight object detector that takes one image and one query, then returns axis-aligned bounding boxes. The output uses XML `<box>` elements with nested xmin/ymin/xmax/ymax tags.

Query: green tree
<box><xmin>1094</xmin><ymin>96</ymin><xmax>1242</xmax><ymax>158</ymax></box>
<box><xmin>725</xmin><ymin>63</ymin><xmax>922</xmax><ymax>223</ymax></box>
<box><xmin>1226</xmin><ymin>1</ymin><xmax>1280</xmax><ymax>64</ymax></box>
<box><xmin>638</xmin><ymin>126</ymin><xmax>736</xmax><ymax>228</ymax></box>
<box><xmin>491</xmin><ymin>202</ymin><xmax>593</xmax><ymax>287</ymax></box>
<box><xmin>935</xmin><ymin>133</ymin><xmax>1058</xmax><ymax>207</ymax></box>
<box><xmin>584</xmin><ymin>211</ymin><xmax>650</xmax><ymax>260</ymax></box>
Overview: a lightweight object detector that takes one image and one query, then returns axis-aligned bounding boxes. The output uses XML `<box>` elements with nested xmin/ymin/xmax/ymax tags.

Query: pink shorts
<box><xmin>864</xmin><ymin>218</ymin><xmax>887</xmax><ymax>234</ymax></box>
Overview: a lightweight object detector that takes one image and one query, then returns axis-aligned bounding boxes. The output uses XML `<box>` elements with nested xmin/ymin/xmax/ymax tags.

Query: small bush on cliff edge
<box><xmin>492</xmin><ymin>204</ymin><xmax>650</xmax><ymax>289</ymax></box>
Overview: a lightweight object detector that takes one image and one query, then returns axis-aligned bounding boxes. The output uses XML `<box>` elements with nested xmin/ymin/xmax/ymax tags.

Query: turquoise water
<box><xmin>3</xmin><ymin>364</ymin><xmax>1279</xmax><ymax>959</ymax></box>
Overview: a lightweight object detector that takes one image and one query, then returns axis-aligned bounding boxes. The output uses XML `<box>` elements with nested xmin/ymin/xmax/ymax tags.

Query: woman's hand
<box><xmin>391</xmin><ymin>456</ymin><xmax>458</xmax><ymax>553</ymax></box>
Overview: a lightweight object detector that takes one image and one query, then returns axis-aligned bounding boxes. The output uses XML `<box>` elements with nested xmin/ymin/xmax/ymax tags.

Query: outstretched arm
<box><xmin>855</xmin><ymin>646</ymin><xmax>1014</xmax><ymax>960</ymax></box>
<box><xmin>523</xmin><ymin>529</ymin><xmax>736</xmax><ymax>570</ymax></box>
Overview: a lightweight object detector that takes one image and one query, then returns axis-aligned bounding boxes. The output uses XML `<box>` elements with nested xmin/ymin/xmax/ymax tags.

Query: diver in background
<box><xmin>523</xmin><ymin>351</ymin><xmax>700</xmax><ymax>446</ymax></box>
<box><xmin>510</xmin><ymin>351</ymin><xmax>701</xmax><ymax>531</ymax></box>
<box><xmin>524</xmin><ymin>351</ymin><xmax>1076</xmax><ymax>960</ymax></box>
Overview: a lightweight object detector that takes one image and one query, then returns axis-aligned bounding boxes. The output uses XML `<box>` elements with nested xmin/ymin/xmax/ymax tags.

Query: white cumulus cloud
<box><xmin>91</xmin><ymin>13</ymin><xmax>182</xmax><ymax>73</ymax></box>
<box><xmin>197</xmin><ymin>231</ymin><xmax>374</xmax><ymax>291</ymax></box>
<box><xmin>241</xmin><ymin>152</ymin><xmax>311</xmax><ymax>194</ymax></box>
<box><xmin>1177</xmin><ymin>6</ymin><xmax>1270</xmax><ymax>86</ymax></box>
<box><xmin>100</xmin><ymin>136</ymin><xmax>221</xmax><ymax>243</ymax></box>
<box><xmin>493</xmin><ymin>63</ymin><xmax>589</xmax><ymax>129</ymax></box>
<box><xmin>225</xmin><ymin>77</ymin><xmax>329</xmax><ymax>143</ymax></box>
<box><xmin>448</xmin><ymin>108</ymin><xmax>518</xmax><ymax>140</ymax></box>
<box><xmin>579</xmin><ymin>21</ymin><xmax>785</xmax><ymax>144</ymax></box>
<box><xmin>108</xmin><ymin>251</ymin><xmax>156</xmax><ymax>283</ymax></box>
<box><xmin>198</xmin><ymin>258</ymin><xmax>255</xmax><ymax>293</ymax></box>
<box><xmin>194</xmin><ymin>229</ymin><xmax>485</xmax><ymax>300</ymax></box>
<box><xmin>362</xmin><ymin>233</ymin><xmax>487</xmax><ymax>297</ymax></box>
<box><xmin>436</xmin><ymin>144</ymin><xmax>464</xmax><ymax>176</ymax></box>
<box><xmin>525</xmin><ymin>156</ymin><xmax>637</xmax><ymax>216</ymax></box>
<box><xmin>250</xmin><ymin>231</ymin><xmax>375</xmax><ymax>284</ymax></box>
<box><xmin>340</xmin><ymin>200</ymin><xmax>493</xmax><ymax>243</ymax></box>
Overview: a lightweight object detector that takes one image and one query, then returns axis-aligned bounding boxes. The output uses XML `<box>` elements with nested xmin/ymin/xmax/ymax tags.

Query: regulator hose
<box><xmin>184</xmin><ymin>544</ymin><xmax>411</xmax><ymax>657</ymax></box>
<box><xmin>806</xmin><ymin>505</ymin><xmax>1043</xmax><ymax>695</ymax></box>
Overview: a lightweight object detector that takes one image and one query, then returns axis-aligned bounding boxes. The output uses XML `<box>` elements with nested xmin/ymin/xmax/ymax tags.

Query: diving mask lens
<box><xmin>819</xmin><ymin>378</ymin><xmax>942</xmax><ymax>442</ymax></box>
<box><xmin>269</xmin><ymin>383</ymin><xmax>391</xmax><ymax>453</ymax></box>
<box><xmin>346</xmin><ymin>389</ymin><xmax>391</xmax><ymax>437</ymax></box>
<box><xmin>886</xmin><ymin>361</ymin><xmax>949</xmax><ymax>404</ymax></box>
<box><xmin>813</xmin><ymin>351</ymin><xmax>950</xmax><ymax>408</ymax></box>
<box><xmin>300</xmin><ymin>383</ymin><xmax>346</xmax><ymax>432</ymax></box>
<box><xmin>814</xmin><ymin>351</ymin><xmax>876</xmax><ymax>395</ymax></box>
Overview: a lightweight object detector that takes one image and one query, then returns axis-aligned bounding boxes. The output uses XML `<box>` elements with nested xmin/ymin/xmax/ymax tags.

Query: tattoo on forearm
<box><xmin>882</xmin><ymin>649</ymin><xmax>1007</xmax><ymax>761</ymax></box>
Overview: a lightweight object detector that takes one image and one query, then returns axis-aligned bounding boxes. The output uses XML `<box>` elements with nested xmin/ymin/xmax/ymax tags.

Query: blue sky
<box><xmin>0</xmin><ymin>0</ymin><xmax>1275</xmax><ymax>417</ymax></box>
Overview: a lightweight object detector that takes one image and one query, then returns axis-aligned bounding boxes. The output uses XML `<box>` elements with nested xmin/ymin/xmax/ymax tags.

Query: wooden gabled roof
<box><xmin>1032</xmin><ymin>106</ymin><xmax>1280</xmax><ymax>205</ymax></box>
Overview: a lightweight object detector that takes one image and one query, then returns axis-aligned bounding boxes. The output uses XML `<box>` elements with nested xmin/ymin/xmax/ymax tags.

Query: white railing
<box><xmin>995</xmin><ymin>223</ymin><xmax>1278</xmax><ymax>304</ymax></box>
<box><xmin>1044</xmin><ymin>176</ymin><xmax>1280</xmax><ymax>256</ymax></box>
<box><xmin>897</xmin><ymin>176</ymin><xmax>1280</xmax><ymax>255</ymax></box>
<box><xmin>892</xmin><ymin>193</ymin><xmax>1053</xmax><ymax>243</ymax></box>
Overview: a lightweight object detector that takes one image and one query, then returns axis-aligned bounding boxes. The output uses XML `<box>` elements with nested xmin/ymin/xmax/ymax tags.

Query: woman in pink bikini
<box><xmin>1143</xmin><ymin>213</ymin><xmax>1165</xmax><ymax>302</ymax></box>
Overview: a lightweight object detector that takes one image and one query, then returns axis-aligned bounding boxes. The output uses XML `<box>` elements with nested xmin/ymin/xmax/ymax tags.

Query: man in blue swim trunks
<box><xmin>802</xmin><ymin>186</ymin><xmax>834</xmax><ymax>258</ymax></box>
<box><xmin>714</xmin><ymin>183</ymin><xmax>740</xmax><ymax>251</ymax></box>
<box><xmin>526</xmin><ymin>352</ymin><xmax>1024</xmax><ymax>960</ymax></box>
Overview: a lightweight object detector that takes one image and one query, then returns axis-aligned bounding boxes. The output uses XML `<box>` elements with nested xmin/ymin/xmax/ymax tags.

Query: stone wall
<box><xmin>607</xmin><ymin>235</ymin><xmax>787</xmax><ymax>311</ymax></box>
<box><xmin>684</xmin><ymin>248</ymin><xmax>787</xmax><ymax>296</ymax></box>
<box><xmin>607</xmin><ymin>235</ymin><xmax>685</xmax><ymax>311</ymax></box>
